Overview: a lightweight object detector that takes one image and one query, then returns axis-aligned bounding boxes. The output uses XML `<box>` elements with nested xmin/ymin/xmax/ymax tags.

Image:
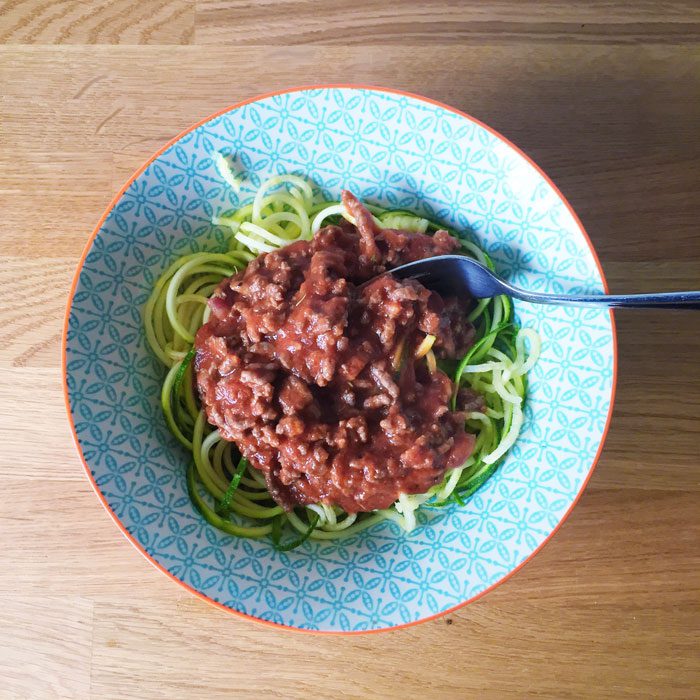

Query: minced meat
<box><xmin>195</xmin><ymin>191</ymin><xmax>476</xmax><ymax>512</ymax></box>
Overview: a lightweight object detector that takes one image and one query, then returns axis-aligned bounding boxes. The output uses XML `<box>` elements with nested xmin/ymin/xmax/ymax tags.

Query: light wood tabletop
<box><xmin>1</xmin><ymin>2</ymin><xmax>699</xmax><ymax>698</ymax></box>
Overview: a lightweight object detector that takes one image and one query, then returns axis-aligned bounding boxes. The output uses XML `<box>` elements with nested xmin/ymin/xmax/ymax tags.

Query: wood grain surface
<box><xmin>1</xmin><ymin>3</ymin><xmax>699</xmax><ymax>698</ymax></box>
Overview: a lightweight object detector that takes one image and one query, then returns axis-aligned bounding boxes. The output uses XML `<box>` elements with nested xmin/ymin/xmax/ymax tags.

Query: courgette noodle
<box><xmin>144</xmin><ymin>155</ymin><xmax>541</xmax><ymax>549</ymax></box>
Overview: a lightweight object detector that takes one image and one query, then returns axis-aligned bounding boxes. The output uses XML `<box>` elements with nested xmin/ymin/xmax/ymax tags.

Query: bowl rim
<box><xmin>62</xmin><ymin>83</ymin><xmax>618</xmax><ymax>635</ymax></box>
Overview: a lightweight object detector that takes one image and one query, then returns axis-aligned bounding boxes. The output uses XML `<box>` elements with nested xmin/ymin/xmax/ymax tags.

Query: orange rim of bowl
<box><xmin>62</xmin><ymin>84</ymin><xmax>618</xmax><ymax>635</ymax></box>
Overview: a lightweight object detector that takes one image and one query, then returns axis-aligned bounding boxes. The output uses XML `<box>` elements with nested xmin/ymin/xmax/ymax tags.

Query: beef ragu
<box><xmin>195</xmin><ymin>191</ymin><xmax>477</xmax><ymax>513</ymax></box>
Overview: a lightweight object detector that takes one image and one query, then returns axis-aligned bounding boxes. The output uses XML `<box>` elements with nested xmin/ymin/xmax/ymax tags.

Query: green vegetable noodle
<box><xmin>144</xmin><ymin>158</ymin><xmax>541</xmax><ymax>550</ymax></box>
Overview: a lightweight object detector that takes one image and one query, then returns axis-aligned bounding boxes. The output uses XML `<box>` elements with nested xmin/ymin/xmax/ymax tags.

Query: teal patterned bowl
<box><xmin>64</xmin><ymin>85</ymin><xmax>616</xmax><ymax>633</ymax></box>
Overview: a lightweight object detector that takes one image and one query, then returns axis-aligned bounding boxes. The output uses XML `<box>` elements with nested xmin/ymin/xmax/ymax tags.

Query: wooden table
<box><xmin>1</xmin><ymin>3</ymin><xmax>699</xmax><ymax>698</ymax></box>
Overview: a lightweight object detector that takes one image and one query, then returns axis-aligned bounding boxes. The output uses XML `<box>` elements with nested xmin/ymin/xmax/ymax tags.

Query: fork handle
<box><xmin>510</xmin><ymin>289</ymin><xmax>700</xmax><ymax>309</ymax></box>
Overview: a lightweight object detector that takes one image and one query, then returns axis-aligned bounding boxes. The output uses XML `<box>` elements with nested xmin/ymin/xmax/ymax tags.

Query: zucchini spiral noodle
<box><xmin>143</xmin><ymin>154</ymin><xmax>541</xmax><ymax>550</ymax></box>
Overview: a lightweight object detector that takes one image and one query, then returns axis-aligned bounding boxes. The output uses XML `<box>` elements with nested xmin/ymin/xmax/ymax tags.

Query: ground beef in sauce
<box><xmin>195</xmin><ymin>191</ymin><xmax>477</xmax><ymax>513</ymax></box>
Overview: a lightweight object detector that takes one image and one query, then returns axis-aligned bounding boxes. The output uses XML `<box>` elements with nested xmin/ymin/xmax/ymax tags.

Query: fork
<box><xmin>389</xmin><ymin>255</ymin><xmax>700</xmax><ymax>309</ymax></box>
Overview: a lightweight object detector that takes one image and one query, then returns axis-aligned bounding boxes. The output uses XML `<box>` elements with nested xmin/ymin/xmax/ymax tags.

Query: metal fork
<box><xmin>389</xmin><ymin>255</ymin><xmax>700</xmax><ymax>309</ymax></box>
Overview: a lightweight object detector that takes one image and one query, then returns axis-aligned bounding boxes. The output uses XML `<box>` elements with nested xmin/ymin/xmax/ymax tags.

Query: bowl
<box><xmin>64</xmin><ymin>85</ymin><xmax>616</xmax><ymax>633</ymax></box>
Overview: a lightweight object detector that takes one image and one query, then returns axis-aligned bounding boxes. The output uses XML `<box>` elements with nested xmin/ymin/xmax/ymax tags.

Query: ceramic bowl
<box><xmin>64</xmin><ymin>85</ymin><xmax>616</xmax><ymax>633</ymax></box>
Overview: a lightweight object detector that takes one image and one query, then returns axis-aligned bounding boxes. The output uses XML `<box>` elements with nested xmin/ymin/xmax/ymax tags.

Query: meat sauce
<box><xmin>195</xmin><ymin>191</ymin><xmax>477</xmax><ymax>512</ymax></box>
